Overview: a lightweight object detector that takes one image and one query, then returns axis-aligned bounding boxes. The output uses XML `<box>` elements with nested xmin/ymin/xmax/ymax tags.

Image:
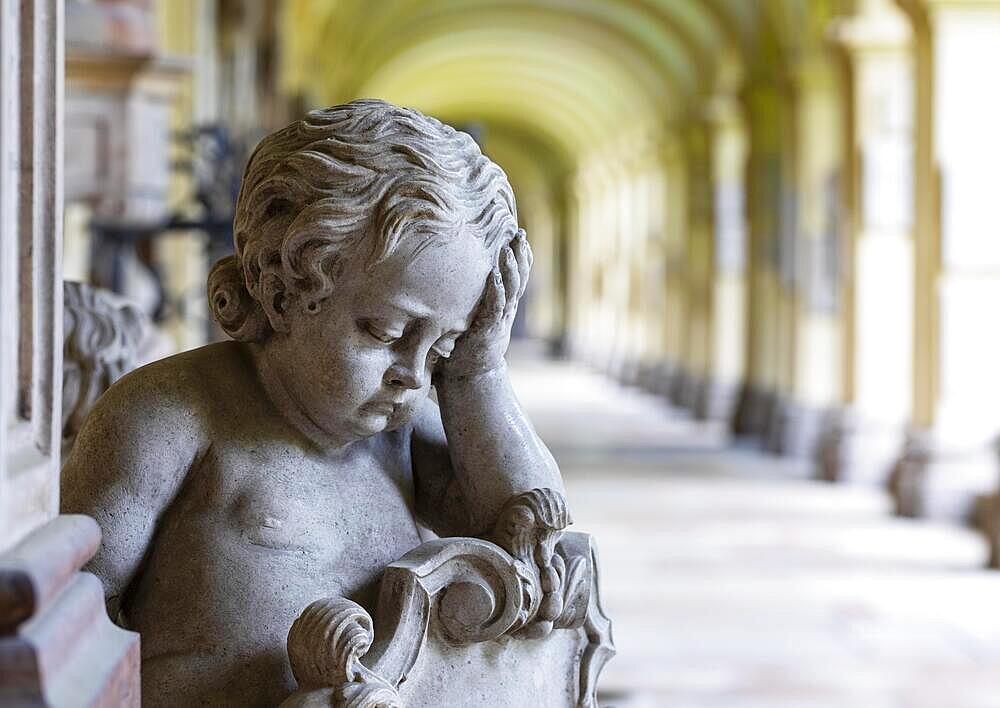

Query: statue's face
<box><xmin>273</xmin><ymin>233</ymin><xmax>493</xmax><ymax>445</ymax></box>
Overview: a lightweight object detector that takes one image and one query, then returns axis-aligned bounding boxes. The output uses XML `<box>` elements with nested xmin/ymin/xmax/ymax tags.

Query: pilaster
<box><xmin>818</xmin><ymin>1</ymin><xmax>915</xmax><ymax>482</ymax></box>
<box><xmin>768</xmin><ymin>50</ymin><xmax>846</xmax><ymax>458</ymax></box>
<box><xmin>732</xmin><ymin>75</ymin><xmax>789</xmax><ymax>439</ymax></box>
<box><xmin>660</xmin><ymin>137</ymin><xmax>689</xmax><ymax>403</ymax></box>
<box><xmin>894</xmin><ymin>0</ymin><xmax>1000</xmax><ymax>522</ymax></box>
<box><xmin>695</xmin><ymin>59</ymin><xmax>749</xmax><ymax>424</ymax></box>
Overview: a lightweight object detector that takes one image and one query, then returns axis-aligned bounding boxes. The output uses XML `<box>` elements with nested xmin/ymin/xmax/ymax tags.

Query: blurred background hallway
<box><xmin>5</xmin><ymin>0</ymin><xmax>1000</xmax><ymax>705</ymax></box>
<box><xmin>508</xmin><ymin>346</ymin><xmax>1000</xmax><ymax>707</ymax></box>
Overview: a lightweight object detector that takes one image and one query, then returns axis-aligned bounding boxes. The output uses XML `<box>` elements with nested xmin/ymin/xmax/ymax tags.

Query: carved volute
<box><xmin>281</xmin><ymin>489</ymin><xmax>615</xmax><ymax>708</ymax></box>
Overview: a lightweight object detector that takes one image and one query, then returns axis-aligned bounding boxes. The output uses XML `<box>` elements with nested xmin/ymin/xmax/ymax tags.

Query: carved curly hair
<box><xmin>208</xmin><ymin>99</ymin><xmax>519</xmax><ymax>342</ymax></box>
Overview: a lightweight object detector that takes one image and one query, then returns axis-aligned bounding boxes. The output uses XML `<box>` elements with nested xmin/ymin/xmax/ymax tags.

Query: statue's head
<box><xmin>208</xmin><ymin>99</ymin><xmax>518</xmax><ymax>442</ymax></box>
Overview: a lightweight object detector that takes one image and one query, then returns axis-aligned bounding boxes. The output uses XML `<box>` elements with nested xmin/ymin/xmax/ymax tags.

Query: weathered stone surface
<box><xmin>763</xmin><ymin>398</ymin><xmax>825</xmax><ymax>459</ymax></box>
<box><xmin>281</xmin><ymin>513</ymin><xmax>613</xmax><ymax>707</ymax></box>
<box><xmin>0</xmin><ymin>515</ymin><xmax>140</xmax><ymax>706</ymax></box>
<box><xmin>693</xmin><ymin>375</ymin><xmax>739</xmax><ymax>425</ymax></box>
<box><xmin>888</xmin><ymin>429</ymin><xmax>996</xmax><ymax>522</ymax></box>
<box><xmin>61</xmin><ymin>99</ymin><xmax>611</xmax><ymax>706</ymax></box>
<box><xmin>62</xmin><ymin>281</ymin><xmax>158</xmax><ymax>453</ymax></box>
<box><xmin>814</xmin><ymin>407</ymin><xmax>905</xmax><ymax>485</ymax></box>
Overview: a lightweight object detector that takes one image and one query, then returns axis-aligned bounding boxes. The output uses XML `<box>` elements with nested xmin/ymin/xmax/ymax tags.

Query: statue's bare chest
<box><xmin>185</xmin><ymin>437</ymin><xmax>420</xmax><ymax>555</ymax></box>
<box><xmin>133</xmin><ymin>434</ymin><xmax>424</xmax><ymax>628</ymax></box>
<box><xmin>130</xmin><ymin>434</ymin><xmax>426</xmax><ymax>689</ymax></box>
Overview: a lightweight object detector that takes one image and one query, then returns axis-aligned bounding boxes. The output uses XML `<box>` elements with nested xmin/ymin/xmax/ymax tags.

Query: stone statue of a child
<box><xmin>61</xmin><ymin>100</ymin><xmax>565</xmax><ymax>707</ymax></box>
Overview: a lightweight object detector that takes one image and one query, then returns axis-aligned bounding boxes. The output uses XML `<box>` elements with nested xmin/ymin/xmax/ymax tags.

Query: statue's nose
<box><xmin>385</xmin><ymin>361</ymin><xmax>425</xmax><ymax>390</ymax></box>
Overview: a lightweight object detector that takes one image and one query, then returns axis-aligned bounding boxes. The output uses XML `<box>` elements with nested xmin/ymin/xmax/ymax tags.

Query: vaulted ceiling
<box><xmin>280</xmin><ymin>0</ymin><xmax>825</xmax><ymax>193</ymax></box>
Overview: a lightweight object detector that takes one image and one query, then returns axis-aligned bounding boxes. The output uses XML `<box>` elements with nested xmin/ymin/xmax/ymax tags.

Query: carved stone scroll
<box><xmin>489</xmin><ymin>487</ymin><xmax>576</xmax><ymax>637</ymax></box>
<box><xmin>284</xmin><ymin>598</ymin><xmax>402</xmax><ymax>708</ymax></box>
<box><xmin>281</xmin><ymin>489</ymin><xmax>615</xmax><ymax>708</ymax></box>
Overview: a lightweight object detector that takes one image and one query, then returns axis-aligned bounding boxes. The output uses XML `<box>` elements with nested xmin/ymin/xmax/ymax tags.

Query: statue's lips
<box><xmin>360</xmin><ymin>400</ymin><xmax>400</xmax><ymax>417</ymax></box>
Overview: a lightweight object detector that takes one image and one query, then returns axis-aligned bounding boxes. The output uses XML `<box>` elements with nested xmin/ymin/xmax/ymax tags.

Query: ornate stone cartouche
<box><xmin>281</xmin><ymin>488</ymin><xmax>614</xmax><ymax>707</ymax></box>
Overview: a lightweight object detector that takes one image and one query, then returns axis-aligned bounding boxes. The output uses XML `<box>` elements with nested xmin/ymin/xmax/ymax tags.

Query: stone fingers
<box><xmin>475</xmin><ymin>266</ymin><xmax>506</xmax><ymax>329</ymax></box>
<box><xmin>500</xmin><ymin>246</ymin><xmax>520</xmax><ymax>320</ymax></box>
<box><xmin>512</xmin><ymin>229</ymin><xmax>531</xmax><ymax>300</ymax></box>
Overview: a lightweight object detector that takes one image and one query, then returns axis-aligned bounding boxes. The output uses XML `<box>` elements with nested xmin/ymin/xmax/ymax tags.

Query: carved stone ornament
<box><xmin>62</xmin><ymin>281</ymin><xmax>150</xmax><ymax>450</ymax></box>
<box><xmin>281</xmin><ymin>489</ymin><xmax>614</xmax><ymax>708</ymax></box>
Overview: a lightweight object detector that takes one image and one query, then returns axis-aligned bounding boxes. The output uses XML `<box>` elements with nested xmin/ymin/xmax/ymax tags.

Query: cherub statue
<box><xmin>61</xmin><ymin>100</ymin><xmax>611</xmax><ymax>707</ymax></box>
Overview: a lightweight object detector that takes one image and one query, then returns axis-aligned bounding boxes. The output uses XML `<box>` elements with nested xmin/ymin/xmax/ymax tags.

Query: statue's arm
<box><xmin>411</xmin><ymin>369</ymin><xmax>563</xmax><ymax>536</ymax></box>
<box><xmin>60</xmin><ymin>368</ymin><xmax>202</xmax><ymax>621</ymax></box>
<box><xmin>411</xmin><ymin>232</ymin><xmax>563</xmax><ymax>534</ymax></box>
<box><xmin>409</xmin><ymin>397</ymin><xmax>469</xmax><ymax>536</ymax></box>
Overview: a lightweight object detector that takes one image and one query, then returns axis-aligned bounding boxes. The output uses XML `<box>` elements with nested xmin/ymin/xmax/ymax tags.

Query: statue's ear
<box><xmin>258</xmin><ymin>269</ymin><xmax>291</xmax><ymax>334</ymax></box>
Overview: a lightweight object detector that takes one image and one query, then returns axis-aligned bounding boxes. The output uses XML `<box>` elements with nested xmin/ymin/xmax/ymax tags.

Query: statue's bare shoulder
<box><xmin>65</xmin><ymin>341</ymin><xmax>251</xmax><ymax>466</ymax></box>
<box><xmin>61</xmin><ymin>341</ymin><xmax>255</xmax><ymax>608</ymax></box>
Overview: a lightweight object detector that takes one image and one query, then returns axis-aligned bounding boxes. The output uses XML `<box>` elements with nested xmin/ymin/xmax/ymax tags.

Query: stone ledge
<box><xmin>0</xmin><ymin>515</ymin><xmax>140</xmax><ymax>706</ymax></box>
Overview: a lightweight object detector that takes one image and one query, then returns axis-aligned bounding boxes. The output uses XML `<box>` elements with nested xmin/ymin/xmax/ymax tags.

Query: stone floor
<box><xmin>507</xmin><ymin>348</ymin><xmax>1000</xmax><ymax>708</ymax></box>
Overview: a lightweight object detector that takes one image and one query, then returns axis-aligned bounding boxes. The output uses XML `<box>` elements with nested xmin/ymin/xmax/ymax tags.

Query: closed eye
<box><xmin>432</xmin><ymin>335</ymin><xmax>460</xmax><ymax>360</ymax></box>
<box><xmin>426</xmin><ymin>334</ymin><xmax>460</xmax><ymax>367</ymax></box>
<box><xmin>361</xmin><ymin>320</ymin><xmax>403</xmax><ymax>344</ymax></box>
<box><xmin>428</xmin><ymin>346</ymin><xmax>450</xmax><ymax>363</ymax></box>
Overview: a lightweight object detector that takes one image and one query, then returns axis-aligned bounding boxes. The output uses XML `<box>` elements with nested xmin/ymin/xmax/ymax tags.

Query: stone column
<box><xmin>614</xmin><ymin>139</ymin><xmax>666</xmax><ymax>388</ymax></box>
<box><xmin>574</xmin><ymin>163</ymin><xmax>623</xmax><ymax>373</ymax></box>
<box><xmin>672</xmin><ymin>121</ymin><xmax>713</xmax><ymax>412</ymax></box>
<box><xmin>892</xmin><ymin>0</ymin><xmax>1000</xmax><ymax>521</ymax></box>
<box><xmin>817</xmin><ymin>2</ymin><xmax>915</xmax><ymax>484</ymax></box>
<box><xmin>661</xmin><ymin>137</ymin><xmax>690</xmax><ymax>402</ymax></box>
<box><xmin>697</xmin><ymin>88</ymin><xmax>748</xmax><ymax>423</ymax></box>
<box><xmin>519</xmin><ymin>184</ymin><xmax>564</xmax><ymax>347</ymax></box>
<box><xmin>768</xmin><ymin>55</ymin><xmax>846</xmax><ymax>457</ymax></box>
<box><xmin>732</xmin><ymin>80</ymin><xmax>789</xmax><ymax>438</ymax></box>
<box><xmin>1</xmin><ymin>0</ymin><xmax>64</xmax><ymax>546</ymax></box>
<box><xmin>634</xmin><ymin>161</ymin><xmax>670</xmax><ymax>393</ymax></box>
<box><xmin>566</xmin><ymin>167</ymin><xmax>604</xmax><ymax>367</ymax></box>
<box><xmin>767</xmin><ymin>80</ymin><xmax>799</xmax><ymax>449</ymax></box>
<box><xmin>604</xmin><ymin>162</ymin><xmax>632</xmax><ymax>378</ymax></box>
<box><xmin>565</xmin><ymin>174</ymin><xmax>588</xmax><ymax>361</ymax></box>
<box><xmin>0</xmin><ymin>1</ymin><xmax>140</xmax><ymax>701</ymax></box>
<box><xmin>614</xmin><ymin>149</ymin><xmax>651</xmax><ymax>385</ymax></box>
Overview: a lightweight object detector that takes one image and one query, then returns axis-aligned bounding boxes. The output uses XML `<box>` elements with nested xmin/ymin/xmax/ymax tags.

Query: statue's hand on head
<box><xmin>438</xmin><ymin>229</ymin><xmax>532</xmax><ymax>379</ymax></box>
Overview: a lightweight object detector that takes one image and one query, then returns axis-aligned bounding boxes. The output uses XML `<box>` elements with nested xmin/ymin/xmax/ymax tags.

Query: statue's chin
<box><xmin>380</xmin><ymin>410</ymin><xmax>414</xmax><ymax>434</ymax></box>
<box><xmin>382</xmin><ymin>415</ymin><xmax>409</xmax><ymax>433</ymax></box>
<box><xmin>348</xmin><ymin>409</ymin><xmax>408</xmax><ymax>438</ymax></box>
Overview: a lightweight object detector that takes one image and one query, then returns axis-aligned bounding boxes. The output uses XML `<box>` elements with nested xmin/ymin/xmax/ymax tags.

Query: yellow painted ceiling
<box><xmin>281</xmin><ymin>0</ymin><xmax>815</xmax><ymax>188</ymax></box>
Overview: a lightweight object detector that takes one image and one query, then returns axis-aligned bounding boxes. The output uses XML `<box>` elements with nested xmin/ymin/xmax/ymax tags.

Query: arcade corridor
<box><xmin>508</xmin><ymin>346</ymin><xmax>1000</xmax><ymax>708</ymax></box>
<box><xmin>6</xmin><ymin>0</ymin><xmax>1000</xmax><ymax>704</ymax></box>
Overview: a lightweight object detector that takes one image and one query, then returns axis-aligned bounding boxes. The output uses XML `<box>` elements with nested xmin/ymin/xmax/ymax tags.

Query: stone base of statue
<box><xmin>731</xmin><ymin>384</ymin><xmax>776</xmax><ymax>439</ymax></box>
<box><xmin>976</xmin><ymin>490</ymin><xmax>1000</xmax><ymax>569</ymax></box>
<box><xmin>814</xmin><ymin>408</ymin><xmax>904</xmax><ymax>485</ymax></box>
<box><xmin>614</xmin><ymin>356</ymin><xmax>643</xmax><ymax>389</ymax></box>
<box><xmin>281</xmin><ymin>490</ymin><xmax>614</xmax><ymax>708</ymax></box>
<box><xmin>888</xmin><ymin>429</ymin><xmax>996</xmax><ymax>522</ymax></box>
<box><xmin>633</xmin><ymin>360</ymin><xmax>664</xmax><ymax>397</ymax></box>
<box><xmin>0</xmin><ymin>516</ymin><xmax>140</xmax><ymax>706</ymax></box>
<box><xmin>647</xmin><ymin>360</ymin><xmax>679</xmax><ymax>403</ymax></box>
<box><xmin>668</xmin><ymin>367</ymin><xmax>701</xmax><ymax>413</ymax></box>
<box><xmin>763</xmin><ymin>398</ymin><xmax>826</xmax><ymax>458</ymax></box>
<box><xmin>693</xmin><ymin>376</ymin><xmax>739</xmax><ymax>425</ymax></box>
